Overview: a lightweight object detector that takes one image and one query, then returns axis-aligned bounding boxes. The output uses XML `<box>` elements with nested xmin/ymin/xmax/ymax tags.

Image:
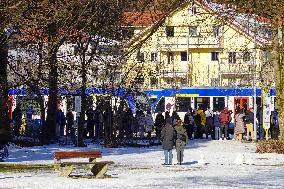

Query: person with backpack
<box><xmin>184</xmin><ymin>109</ymin><xmax>194</xmax><ymax>140</ymax></box>
<box><xmin>174</xmin><ymin>120</ymin><xmax>188</xmax><ymax>165</ymax></box>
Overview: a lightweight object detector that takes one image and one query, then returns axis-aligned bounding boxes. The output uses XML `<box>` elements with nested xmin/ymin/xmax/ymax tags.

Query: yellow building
<box><xmin>125</xmin><ymin>0</ymin><xmax>273</xmax><ymax>89</ymax></box>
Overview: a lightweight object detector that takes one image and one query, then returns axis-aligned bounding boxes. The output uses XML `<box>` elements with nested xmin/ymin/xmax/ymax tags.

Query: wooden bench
<box><xmin>54</xmin><ymin>151</ymin><xmax>114</xmax><ymax>178</ymax></box>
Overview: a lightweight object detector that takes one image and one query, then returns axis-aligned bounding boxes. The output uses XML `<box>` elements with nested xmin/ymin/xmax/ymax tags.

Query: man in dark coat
<box><xmin>86</xmin><ymin>108</ymin><xmax>95</xmax><ymax>138</ymax></box>
<box><xmin>12</xmin><ymin>105</ymin><xmax>22</xmax><ymax>136</ymax></box>
<box><xmin>161</xmin><ymin>118</ymin><xmax>176</xmax><ymax>165</ymax></box>
<box><xmin>184</xmin><ymin>109</ymin><xmax>194</xmax><ymax>140</ymax></box>
<box><xmin>154</xmin><ymin>111</ymin><xmax>164</xmax><ymax>139</ymax></box>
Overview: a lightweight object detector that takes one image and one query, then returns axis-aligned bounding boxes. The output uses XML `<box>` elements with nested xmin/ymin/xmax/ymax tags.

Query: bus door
<box><xmin>234</xmin><ymin>97</ymin><xmax>249</xmax><ymax>112</ymax></box>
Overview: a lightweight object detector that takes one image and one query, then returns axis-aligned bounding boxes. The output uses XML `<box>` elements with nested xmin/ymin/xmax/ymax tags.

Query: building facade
<box><xmin>125</xmin><ymin>0</ymin><xmax>273</xmax><ymax>90</ymax></box>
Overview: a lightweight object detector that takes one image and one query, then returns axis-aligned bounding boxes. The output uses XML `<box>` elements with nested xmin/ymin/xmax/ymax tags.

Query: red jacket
<box><xmin>219</xmin><ymin>108</ymin><xmax>231</xmax><ymax>124</ymax></box>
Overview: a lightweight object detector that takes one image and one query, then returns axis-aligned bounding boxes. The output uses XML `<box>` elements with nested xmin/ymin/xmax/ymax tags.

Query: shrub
<box><xmin>256</xmin><ymin>139</ymin><xmax>284</xmax><ymax>154</ymax></box>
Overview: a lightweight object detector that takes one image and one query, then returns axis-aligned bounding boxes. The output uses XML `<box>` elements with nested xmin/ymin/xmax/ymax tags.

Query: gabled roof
<box><xmin>127</xmin><ymin>0</ymin><xmax>272</xmax><ymax>48</ymax></box>
<box><xmin>201</xmin><ymin>0</ymin><xmax>272</xmax><ymax>45</ymax></box>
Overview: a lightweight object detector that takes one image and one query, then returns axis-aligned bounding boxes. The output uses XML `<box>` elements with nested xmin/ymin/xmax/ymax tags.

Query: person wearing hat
<box><xmin>174</xmin><ymin>120</ymin><xmax>188</xmax><ymax>165</ymax></box>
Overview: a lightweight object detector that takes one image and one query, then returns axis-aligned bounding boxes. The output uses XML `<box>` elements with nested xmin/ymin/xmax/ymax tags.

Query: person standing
<box><xmin>145</xmin><ymin>110</ymin><xmax>154</xmax><ymax>139</ymax></box>
<box><xmin>86</xmin><ymin>108</ymin><xmax>95</xmax><ymax>138</ymax></box>
<box><xmin>94</xmin><ymin>107</ymin><xmax>104</xmax><ymax>140</ymax></box>
<box><xmin>234</xmin><ymin>109</ymin><xmax>245</xmax><ymax>141</ymax></box>
<box><xmin>154</xmin><ymin>111</ymin><xmax>165</xmax><ymax>139</ymax></box>
<box><xmin>270</xmin><ymin>109</ymin><xmax>279</xmax><ymax>139</ymax></box>
<box><xmin>196</xmin><ymin>107</ymin><xmax>206</xmax><ymax>139</ymax></box>
<box><xmin>66</xmin><ymin>110</ymin><xmax>74</xmax><ymax>136</ymax></box>
<box><xmin>213</xmin><ymin>110</ymin><xmax>221</xmax><ymax>140</ymax></box>
<box><xmin>245</xmin><ymin>108</ymin><xmax>254</xmax><ymax>140</ymax></box>
<box><xmin>161</xmin><ymin>118</ymin><xmax>176</xmax><ymax>165</ymax></box>
<box><xmin>12</xmin><ymin>105</ymin><xmax>22</xmax><ymax>136</ymax></box>
<box><xmin>124</xmin><ymin>107</ymin><xmax>133</xmax><ymax>139</ymax></box>
<box><xmin>174</xmin><ymin>120</ymin><xmax>188</xmax><ymax>165</ymax></box>
<box><xmin>219</xmin><ymin>107</ymin><xmax>231</xmax><ymax>140</ymax></box>
<box><xmin>171</xmin><ymin>111</ymin><xmax>180</xmax><ymax>127</ymax></box>
<box><xmin>184</xmin><ymin>109</ymin><xmax>194</xmax><ymax>140</ymax></box>
<box><xmin>205</xmin><ymin>108</ymin><xmax>214</xmax><ymax>139</ymax></box>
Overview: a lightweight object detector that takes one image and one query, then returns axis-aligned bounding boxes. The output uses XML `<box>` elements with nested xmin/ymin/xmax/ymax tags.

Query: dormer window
<box><xmin>189</xmin><ymin>6</ymin><xmax>197</xmax><ymax>15</ymax></box>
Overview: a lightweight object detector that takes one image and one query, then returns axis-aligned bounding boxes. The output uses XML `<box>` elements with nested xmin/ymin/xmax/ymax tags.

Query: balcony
<box><xmin>219</xmin><ymin>63</ymin><xmax>254</xmax><ymax>75</ymax></box>
<box><xmin>158</xmin><ymin>36</ymin><xmax>222</xmax><ymax>49</ymax></box>
<box><xmin>159</xmin><ymin>69</ymin><xmax>188</xmax><ymax>78</ymax></box>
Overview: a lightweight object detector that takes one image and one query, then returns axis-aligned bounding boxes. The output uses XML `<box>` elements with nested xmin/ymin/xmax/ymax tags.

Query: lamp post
<box><xmin>253</xmin><ymin>14</ymin><xmax>258</xmax><ymax>142</ymax></box>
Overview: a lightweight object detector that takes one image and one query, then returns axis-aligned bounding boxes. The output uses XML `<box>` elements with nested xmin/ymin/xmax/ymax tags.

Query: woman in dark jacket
<box><xmin>154</xmin><ymin>111</ymin><xmax>164</xmax><ymax>139</ymax></box>
<box><xmin>161</xmin><ymin>118</ymin><xmax>176</xmax><ymax>165</ymax></box>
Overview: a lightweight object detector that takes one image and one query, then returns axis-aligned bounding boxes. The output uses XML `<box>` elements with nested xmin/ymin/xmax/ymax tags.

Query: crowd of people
<box><xmin>11</xmin><ymin>103</ymin><xmax>280</xmax><ymax>148</ymax></box>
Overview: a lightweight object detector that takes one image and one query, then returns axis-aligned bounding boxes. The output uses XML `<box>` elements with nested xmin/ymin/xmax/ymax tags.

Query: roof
<box><xmin>122</xmin><ymin>11</ymin><xmax>164</xmax><ymax>27</ymax></box>
<box><xmin>201</xmin><ymin>0</ymin><xmax>272</xmax><ymax>44</ymax></box>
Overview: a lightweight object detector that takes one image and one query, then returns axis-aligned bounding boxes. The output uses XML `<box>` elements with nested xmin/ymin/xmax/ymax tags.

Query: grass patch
<box><xmin>0</xmin><ymin>163</ymin><xmax>54</xmax><ymax>173</ymax></box>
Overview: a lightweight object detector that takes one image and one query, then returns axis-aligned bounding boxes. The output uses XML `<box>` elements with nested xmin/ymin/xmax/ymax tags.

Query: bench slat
<box><xmin>54</xmin><ymin>151</ymin><xmax>102</xmax><ymax>160</ymax></box>
<box><xmin>60</xmin><ymin>161</ymin><xmax>114</xmax><ymax>165</ymax></box>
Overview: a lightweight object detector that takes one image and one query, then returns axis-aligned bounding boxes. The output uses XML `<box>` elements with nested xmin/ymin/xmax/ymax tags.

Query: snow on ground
<box><xmin>1</xmin><ymin>140</ymin><xmax>284</xmax><ymax>189</ymax></box>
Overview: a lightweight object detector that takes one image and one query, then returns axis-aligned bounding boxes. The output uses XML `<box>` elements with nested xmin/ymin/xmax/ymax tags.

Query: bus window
<box><xmin>155</xmin><ymin>97</ymin><xmax>165</xmax><ymax>113</ymax></box>
<box><xmin>213</xmin><ymin>97</ymin><xmax>225</xmax><ymax>111</ymax></box>
<box><xmin>176</xmin><ymin>97</ymin><xmax>191</xmax><ymax>112</ymax></box>
<box><xmin>194</xmin><ymin>97</ymin><xmax>209</xmax><ymax>110</ymax></box>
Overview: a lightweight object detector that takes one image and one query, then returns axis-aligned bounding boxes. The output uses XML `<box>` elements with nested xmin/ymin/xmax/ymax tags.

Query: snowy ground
<box><xmin>1</xmin><ymin>139</ymin><xmax>284</xmax><ymax>189</ymax></box>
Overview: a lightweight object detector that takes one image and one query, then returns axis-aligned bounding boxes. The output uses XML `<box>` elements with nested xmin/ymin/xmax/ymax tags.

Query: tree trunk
<box><xmin>0</xmin><ymin>40</ymin><xmax>10</xmax><ymax>144</ymax></box>
<box><xmin>278</xmin><ymin>24</ymin><xmax>284</xmax><ymax>143</ymax></box>
<box><xmin>78</xmin><ymin>60</ymin><xmax>87</xmax><ymax>147</ymax></box>
<box><xmin>273</xmin><ymin>20</ymin><xmax>284</xmax><ymax>143</ymax></box>
<box><xmin>45</xmin><ymin>52</ymin><xmax>58</xmax><ymax>143</ymax></box>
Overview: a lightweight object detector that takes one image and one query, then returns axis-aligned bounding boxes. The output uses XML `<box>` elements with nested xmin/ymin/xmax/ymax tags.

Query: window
<box><xmin>136</xmin><ymin>51</ymin><xmax>145</xmax><ymax>62</ymax></box>
<box><xmin>151</xmin><ymin>52</ymin><xmax>158</xmax><ymax>62</ymax></box>
<box><xmin>243</xmin><ymin>51</ymin><xmax>251</xmax><ymax>62</ymax></box>
<box><xmin>165</xmin><ymin>26</ymin><xmax>174</xmax><ymax>37</ymax></box>
<box><xmin>180</xmin><ymin>51</ymin><xmax>188</xmax><ymax>61</ymax></box>
<box><xmin>211</xmin><ymin>52</ymin><xmax>219</xmax><ymax>61</ymax></box>
<box><xmin>176</xmin><ymin>97</ymin><xmax>191</xmax><ymax>112</ymax></box>
<box><xmin>167</xmin><ymin>52</ymin><xmax>174</xmax><ymax>64</ymax></box>
<box><xmin>228</xmin><ymin>52</ymin><xmax>237</xmax><ymax>64</ymax></box>
<box><xmin>194</xmin><ymin>97</ymin><xmax>210</xmax><ymax>110</ymax></box>
<box><xmin>150</xmin><ymin>77</ymin><xmax>158</xmax><ymax>86</ymax></box>
<box><xmin>213</xmin><ymin>97</ymin><xmax>225</xmax><ymax>111</ymax></box>
<box><xmin>189</xmin><ymin>26</ymin><xmax>198</xmax><ymax>37</ymax></box>
<box><xmin>211</xmin><ymin>78</ymin><xmax>219</xmax><ymax>86</ymax></box>
<box><xmin>213</xmin><ymin>26</ymin><xmax>220</xmax><ymax>37</ymax></box>
<box><xmin>190</xmin><ymin>6</ymin><xmax>197</xmax><ymax>15</ymax></box>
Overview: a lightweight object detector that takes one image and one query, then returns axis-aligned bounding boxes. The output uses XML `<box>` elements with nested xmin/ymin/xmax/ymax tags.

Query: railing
<box><xmin>158</xmin><ymin>36</ymin><xmax>222</xmax><ymax>49</ymax></box>
<box><xmin>219</xmin><ymin>63</ymin><xmax>254</xmax><ymax>74</ymax></box>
